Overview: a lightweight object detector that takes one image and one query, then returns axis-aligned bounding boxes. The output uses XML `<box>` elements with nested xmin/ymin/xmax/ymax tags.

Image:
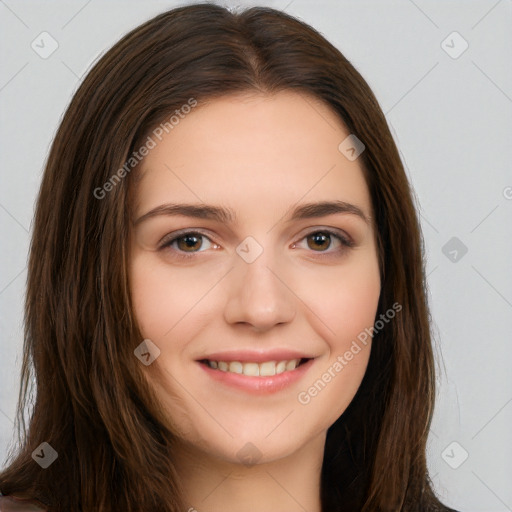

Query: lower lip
<box><xmin>197</xmin><ymin>359</ymin><xmax>315</xmax><ymax>394</ymax></box>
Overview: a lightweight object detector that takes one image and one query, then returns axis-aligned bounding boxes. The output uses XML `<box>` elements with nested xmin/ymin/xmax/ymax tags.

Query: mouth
<box><xmin>195</xmin><ymin>353</ymin><xmax>316</xmax><ymax>394</ymax></box>
<box><xmin>198</xmin><ymin>357</ymin><xmax>312</xmax><ymax>376</ymax></box>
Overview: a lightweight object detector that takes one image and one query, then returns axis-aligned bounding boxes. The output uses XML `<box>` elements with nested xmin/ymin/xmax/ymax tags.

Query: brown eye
<box><xmin>306</xmin><ymin>232</ymin><xmax>332</xmax><ymax>251</ymax></box>
<box><xmin>160</xmin><ymin>231</ymin><xmax>216</xmax><ymax>256</ymax></box>
<box><xmin>176</xmin><ymin>233</ymin><xmax>203</xmax><ymax>252</ymax></box>
<box><xmin>292</xmin><ymin>228</ymin><xmax>353</xmax><ymax>258</ymax></box>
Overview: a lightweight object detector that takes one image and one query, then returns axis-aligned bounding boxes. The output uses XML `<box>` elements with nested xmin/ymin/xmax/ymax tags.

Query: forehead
<box><xmin>132</xmin><ymin>91</ymin><xmax>372</xmax><ymax>220</ymax></box>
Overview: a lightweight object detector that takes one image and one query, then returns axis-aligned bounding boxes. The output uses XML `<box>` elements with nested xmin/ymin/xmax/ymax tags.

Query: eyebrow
<box><xmin>133</xmin><ymin>200</ymin><xmax>371</xmax><ymax>226</ymax></box>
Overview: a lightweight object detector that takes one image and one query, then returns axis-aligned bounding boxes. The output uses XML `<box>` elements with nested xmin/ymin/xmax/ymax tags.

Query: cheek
<box><xmin>130</xmin><ymin>265</ymin><xmax>174</xmax><ymax>339</ymax></box>
<box><xmin>129</xmin><ymin>256</ymin><xmax>211</xmax><ymax>436</ymax></box>
<box><xmin>295</xmin><ymin>251</ymin><xmax>381</xmax><ymax>350</ymax></box>
<box><xmin>329</xmin><ymin>273</ymin><xmax>380</xmax><ymax>348</ymax></box>
<box><xmin>292</xmin><ymin>253</ymin><xmax>380</xmax><ymax>421</ymax></box>
<box><xmin>129</xmin><ymin>253</ymin><xmax>216</xmax><ymax>340</ymax></box>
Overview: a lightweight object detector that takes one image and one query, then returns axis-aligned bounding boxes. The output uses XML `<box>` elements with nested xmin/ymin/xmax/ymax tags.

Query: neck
<box><xmin>174</xmin><ymin>432</ymin><xmax>326</xmax><ymax>512</ymax></box>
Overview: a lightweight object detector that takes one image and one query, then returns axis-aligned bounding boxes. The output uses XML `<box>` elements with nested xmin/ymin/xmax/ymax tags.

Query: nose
<box><xmin>223</xmin><ymin>248</ymin><xmax>296</xmax><ymax>332</ymax></box>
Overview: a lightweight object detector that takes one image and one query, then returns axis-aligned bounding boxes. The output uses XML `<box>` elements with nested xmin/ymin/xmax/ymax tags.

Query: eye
<box><xmin>159</xmin><ymin>230</ymin><xmax>218</xmax><ymax>258</ymax></box>
<box><xmin>292</xmin><ymin>229</ymin><xmax>354</xmax><ymax>256</ymax></box>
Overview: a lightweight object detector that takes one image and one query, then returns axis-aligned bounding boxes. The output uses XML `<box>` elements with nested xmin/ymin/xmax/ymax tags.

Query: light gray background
<box><xmin>1</xmin><ymin>1</ymin><xmax>511</xmax><ymax>510</ymax></box>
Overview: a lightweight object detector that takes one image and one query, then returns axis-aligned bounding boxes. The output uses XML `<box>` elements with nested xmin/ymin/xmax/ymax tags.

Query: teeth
<box><xmin>243</xmin><ymin>362</ymin><xmax>259</xmax><ymax>376</ymax></box>
<box><xmin>285</xmin><ymin>359</ymin><xmax>299</xmax><ymax>371</ymax></box>
<box><xmin>229</xmin><ymin>361</ymin><xmax>243</xmax><ymax>374</ymax></box>
<box><xmin>206</xmin><ymin>358</ymin><xmax>302</xmax><ymax>376</ymax></box>
<box><xmin>259</xmin><ymin>361</ymin><xmax>275</xmax><ymax>376</ymax></box>
<box><xmin>276</xmin><ymin>361</ymin><xmax>287</xmax><ymax>374</ymax></box>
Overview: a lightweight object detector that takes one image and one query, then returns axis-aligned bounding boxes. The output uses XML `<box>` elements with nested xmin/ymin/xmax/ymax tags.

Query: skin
<box><xmin>129</xmin><ymin>91</ymin><xmax>381</xmax><ymax>512</ymax></box>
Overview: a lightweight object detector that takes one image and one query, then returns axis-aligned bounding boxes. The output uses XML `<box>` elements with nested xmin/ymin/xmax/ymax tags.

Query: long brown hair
<box><xmin>0</xmin><ymin>4</ymin><xmax>455</xmax><ymax>511</ymax></box>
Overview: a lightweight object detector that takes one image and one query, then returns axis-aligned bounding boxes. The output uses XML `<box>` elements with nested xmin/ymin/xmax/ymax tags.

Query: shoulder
<box><xmin>0</xmin><ymin>496</ymin><xmax>46</xmax><ymax>511</ymax></box>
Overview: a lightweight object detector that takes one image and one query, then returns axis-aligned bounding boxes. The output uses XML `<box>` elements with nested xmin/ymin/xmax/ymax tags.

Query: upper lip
<box><xmin>196</xmin><ymin>349</ymin><xmax>315</xmax><ymax>363</ymax></box>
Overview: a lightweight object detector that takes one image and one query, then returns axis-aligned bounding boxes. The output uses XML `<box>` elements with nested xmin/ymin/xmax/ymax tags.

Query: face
<box><xmin>129</xmin><ymin>91</ymin><xmax>381</xmax><ymax>465</ymax></box>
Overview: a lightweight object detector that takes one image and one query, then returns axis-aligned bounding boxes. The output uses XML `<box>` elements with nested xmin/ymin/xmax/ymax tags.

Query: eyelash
<box><xmin>158</xmin><ymin>228</ymin><xmax>354</xmax><ymax>261</ymax></box>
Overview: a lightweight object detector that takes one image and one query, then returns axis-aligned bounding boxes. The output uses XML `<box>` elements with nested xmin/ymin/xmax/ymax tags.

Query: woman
<box><xmin>0</xmin><ymin>4</ymin><xmax>459</xmax><ymax>511</ymax></box>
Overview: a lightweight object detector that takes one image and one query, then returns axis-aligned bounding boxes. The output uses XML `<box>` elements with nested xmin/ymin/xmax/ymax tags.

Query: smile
<box><xmin>197</xmin><ymin>355</ymin><xmax>315</xmax><ymax>394</ymax></box>
<box><xmin>200</xmin><ymin>358</ymin><xmax>310</xmax><ymax>376</ymax></box>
